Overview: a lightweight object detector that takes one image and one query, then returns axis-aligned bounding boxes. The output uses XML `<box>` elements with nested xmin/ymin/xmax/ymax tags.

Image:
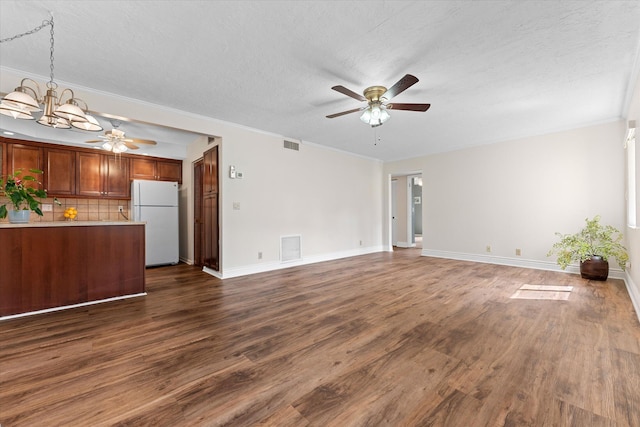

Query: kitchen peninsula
<box><xmin>0</xmin><ymin>221</ymin><xmax>145</xmax><ymax>318</ymax></box>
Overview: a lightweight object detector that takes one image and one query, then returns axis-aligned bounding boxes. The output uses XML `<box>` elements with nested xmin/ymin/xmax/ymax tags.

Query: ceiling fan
<box><xmin>85</xmin><ymin>120</ymin><xmax>157</xmax><ymax>153</ymax></box>
<box><xmin>326</xmin><ymin>74</ymin><xmax>430</xmax><ymax>127</ymax></box>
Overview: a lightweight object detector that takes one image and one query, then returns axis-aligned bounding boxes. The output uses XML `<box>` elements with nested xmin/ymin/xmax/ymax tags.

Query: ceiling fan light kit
<box><xmin>327</xmin><ymin>74</ymin><xmax>431</xmax><ymax>127</ymax></box>
<box><xmin>0</xmin><ymin>16</ymin><xmax>103</xmax><ymax>132</ymax></box>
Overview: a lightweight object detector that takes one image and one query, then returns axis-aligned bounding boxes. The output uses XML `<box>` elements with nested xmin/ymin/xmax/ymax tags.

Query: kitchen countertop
<box><xmin>0</xmin><ymin>221</ymin><xmax>145</xmax><ymax>229</ymax></box>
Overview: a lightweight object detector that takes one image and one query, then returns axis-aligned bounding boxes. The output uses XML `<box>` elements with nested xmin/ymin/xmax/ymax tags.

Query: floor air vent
<box><xmin>281</xmin><ymin>235</ymin><xmax>302</xmax><ymax>262</ymax></box>
<box><xmin>284</xmin><ymin>140</ymin><xmax>299</xmax><ymax>151</ymax></box>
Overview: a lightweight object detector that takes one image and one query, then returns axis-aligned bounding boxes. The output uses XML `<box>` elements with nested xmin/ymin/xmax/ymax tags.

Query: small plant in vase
<box><xmin>547</xmin><ymin>215</ymin><xmax>628</xmax><ymax>280</ymax></box>
<box><xmin>0</xmin><ymin>169</ymin><xmax>49</xmax><ymax>222</ymax></box>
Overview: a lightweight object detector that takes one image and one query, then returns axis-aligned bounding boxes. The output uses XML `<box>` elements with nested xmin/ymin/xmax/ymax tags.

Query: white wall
<box><xmin>177</xmin><ymin>116</ymin><xmax>385</xmax><ymax>278</ymax></box>
<box><xmin>384</xmin><ymin>121</ymin><xmax>626</xmax><ymax>275</ymax></box>
<box><xmin>625</xmin><ymin>73</ymin><xmax>640</xmax><ymax>318</ymax></box>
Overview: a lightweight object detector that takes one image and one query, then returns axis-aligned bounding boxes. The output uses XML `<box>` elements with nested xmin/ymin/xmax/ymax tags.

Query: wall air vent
<box><xmin>280</xmin><ymin>235</ymin><xmax>302</xmax><ymax>262</ymax></box>
<box><xmin>284</xmin><ymin>140</ymin><xmax>299</xmax><ymax>151</ymax></box>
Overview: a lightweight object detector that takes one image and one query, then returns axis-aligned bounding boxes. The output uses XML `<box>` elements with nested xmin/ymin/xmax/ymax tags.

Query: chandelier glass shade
<box><xmin>360</xmin><ymin>102</ymin><xmax>390</xmax><ymax>126</ymax></box>
<box><xmin>0</xmin><ymin>17</ymin><xmax>103</xmax><ymax>132</ymax></box>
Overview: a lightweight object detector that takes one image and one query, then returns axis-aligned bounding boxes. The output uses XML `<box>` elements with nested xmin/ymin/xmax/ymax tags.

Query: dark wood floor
<box><xmin>2</xmin><ymin>249</ymin><xmax>640</xmax><ymax>426</ymax></box>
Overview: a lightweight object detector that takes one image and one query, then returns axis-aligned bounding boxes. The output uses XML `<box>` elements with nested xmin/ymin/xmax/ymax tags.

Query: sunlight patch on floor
<box><xmin>510</xmin><ymin>284</ymin><xmax>574</xmax><ymax>301</ymax></box>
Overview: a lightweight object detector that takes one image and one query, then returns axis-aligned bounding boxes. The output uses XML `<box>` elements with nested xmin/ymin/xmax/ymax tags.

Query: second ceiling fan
<box><xmin>326</xmin><ymin>74</ymin><xmax>430</xmax><ymax>127</ymax></box>
<box><xmin>85</xmin><ymin>120</ymin><xmax>157</xmax><ymax>153</ymax></box>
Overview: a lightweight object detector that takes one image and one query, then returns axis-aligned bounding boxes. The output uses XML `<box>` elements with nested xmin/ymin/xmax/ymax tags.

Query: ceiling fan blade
<box><xmin>331</xmin><ymin>85</ymin><xmax>367</xmax><ymax>102</ymax></box>
<box><xmin>126</xmin><ymin>138</ymin><xmax>157</xmax><ymax>145</ymax></box>
<box><xmin>85</xmin><ymin>140</ymin><xmax>102</xmax><ymax>143</ymax></box>
<box><xmin>387</xmin><ymin>103</ymin><xmax>431</xmax><ymax>112</ymax></box>
<box><xmin>123</xmin><ymin>141</ymin><xmax>140</xmax><ymax>150</ymax></box>
<box><xmin>326</xmin><ymin>107</ymin><xmax>365</xmax><ymax>118</ymax></box>
<box><xmin>382</xmin><ymin>74</ymin><xmax>419</xmax><ymax>100</ymax></box>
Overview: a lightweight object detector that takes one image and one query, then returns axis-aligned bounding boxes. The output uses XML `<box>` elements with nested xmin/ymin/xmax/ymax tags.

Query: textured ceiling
<box><xmin>1</xmin><ymin>1</ymin><xmax>639</xmax><ymax>161</ymax></box>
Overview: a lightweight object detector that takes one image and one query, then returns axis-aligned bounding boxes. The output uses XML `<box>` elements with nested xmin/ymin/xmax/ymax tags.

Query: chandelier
<box><xmin>0</xmin><ymin>16</ymin><xmax>102</xmax><ymax>132</ymax></box>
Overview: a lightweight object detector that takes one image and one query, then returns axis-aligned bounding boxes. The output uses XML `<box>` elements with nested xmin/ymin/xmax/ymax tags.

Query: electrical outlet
<box><xmin>118</xmin><ymin>206</ymin><xmax>124</xmax><ymax>213</ymax></box>
<box><xmin>486</xmin><ymin>245</ymin><xmax>491</xmax><ymax>253</ymax></box>
<box><xmin>233</xmin><ymin>202</ymin><xmax>240</xmax><ymax>210</ymax></box>
<box><xmin>42</xmin><ymin>203</ymin><xmax>53</xmax><ymax>212</ymax></box>
<box><xmin>359</xmin><ymin>240</ymin><xmax>363</xmax><ymax>246</ymax></box>
<box><xmin>515</xmin><ymin>248</ymin><xmax>521</xmax><ymax>256</ymax></box>
<box><xmin>258</xmin><ymin>252</ymin><xmax>263</xmax><ymax>260</ymax></box>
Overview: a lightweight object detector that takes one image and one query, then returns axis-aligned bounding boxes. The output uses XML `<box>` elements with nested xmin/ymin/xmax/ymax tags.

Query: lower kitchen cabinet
<box><xmin>0</xmin><ymin>223</ymin><xmax>145</xmax><ymax>317</ymax></box>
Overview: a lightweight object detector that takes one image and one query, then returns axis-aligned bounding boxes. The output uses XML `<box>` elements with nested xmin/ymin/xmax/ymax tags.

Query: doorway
<box><xmin>390</xmin><ymin>172</ymin><xmax>423</xmax><ymax>250</ymax></box>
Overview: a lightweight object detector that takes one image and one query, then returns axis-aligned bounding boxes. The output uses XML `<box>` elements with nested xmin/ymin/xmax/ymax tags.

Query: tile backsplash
<box><xmin>0</xmin><ymin>197</ymin><xmax>131</xmax><ymax>223</ymax></box>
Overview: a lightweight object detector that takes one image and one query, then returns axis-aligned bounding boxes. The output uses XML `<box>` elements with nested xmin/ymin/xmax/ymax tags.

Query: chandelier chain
<box><xmin>0</xmin><ymin>18</ymin><xmax>52</xmax><ymax>44</ymax></box>
<box><xmin>48</xmin><ymin>17</ymin><xmax>56</xmax><ymax>89</ymax></box>
<box><xmin>0</xmin><ymin>17</ymin><xmax>57</xmax><ymax>90</ymax></box>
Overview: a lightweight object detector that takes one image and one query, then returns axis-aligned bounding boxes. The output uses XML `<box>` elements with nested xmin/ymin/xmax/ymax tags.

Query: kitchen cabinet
<box><xmin>0</xmin><ymin>222</ymin><xmax>145</xmax><ymax>317</ymax></box>
<box><xmin>0</xmin><ymin>141</ymin><xmax>4</xmax><ymax>178</ymax></box>
<box><xmin>6</xmin><ymin>143</ymin><xmax>43</xmax><ymax>190</ymax></box>
<box><xmin>76</xmin><ymin>152</ymin><xmax>130</xmax><ymax>198</ymax></box>
<box><xmin>44</xmin><ymin>147</ymin><xmax>76</xmax><ymax>196</ymax></box>
<box><xmin>130</xmin><ymin>157</ymin><xmax>182</xmax><ymax>184</ymax></box>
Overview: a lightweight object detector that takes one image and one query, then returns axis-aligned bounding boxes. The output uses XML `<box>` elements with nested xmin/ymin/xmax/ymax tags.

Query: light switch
<box><xmin>233</xmin><ymin>202</ymin><xmax>240</xmax><ymax>210</ymax></box>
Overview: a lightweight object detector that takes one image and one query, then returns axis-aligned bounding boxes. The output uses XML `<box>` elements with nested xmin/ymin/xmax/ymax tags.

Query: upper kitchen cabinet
<box><xmin>76</xmin><ymin>152</ymin><xmax>130</xmax><ymax>199</ymax></box>
<box><xmin>6</xmin><ymin>143</ymin><xmax>44</xmax><ymax>190</ymax></box>
<box><xmin>130</xmin><ymin>157</ymin><xmax>182</xmax><ymax>184</ymax></box>
<box><xmin>44</xmin><ymin>147</ymin><xmax>76</xmax><ymax>196</ymax></box>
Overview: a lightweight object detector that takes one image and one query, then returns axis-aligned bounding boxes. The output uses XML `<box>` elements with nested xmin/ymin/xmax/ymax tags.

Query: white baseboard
<box><xmin>420</xmin><ymin>249</ymin><xmax>626</xmax><ymax>279</ymax></box>
<box><xmin>395</xmin><ymin>241</ymin><xmax>415</xmax><ymax>248</ymax></box>
<box><xmin>206</xmin><ymin>245</ymin><xmax>385</xmax><ymax>279</ymax></box>
<box><xmin>624</xmin><ymin>273</ymin><xmax>640</xmax><ymax>324</ymax></box>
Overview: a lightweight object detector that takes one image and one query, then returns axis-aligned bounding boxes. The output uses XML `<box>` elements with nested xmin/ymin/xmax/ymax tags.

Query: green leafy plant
<box><xmin>547</xmin><ymin>215</ymin><xmax>629</xmax><ymax>271</ymax></box>
<box><xmin>0</xmin><ymin>169</ymin><xmax>49</xmax><ymax>218</ymax></box>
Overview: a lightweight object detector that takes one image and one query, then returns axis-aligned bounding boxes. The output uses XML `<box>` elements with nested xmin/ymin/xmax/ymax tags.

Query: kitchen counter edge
<box><xmin>0</xmin><ymin>221</ymin><xmax>145</xmax><ymax>228</ymax></box>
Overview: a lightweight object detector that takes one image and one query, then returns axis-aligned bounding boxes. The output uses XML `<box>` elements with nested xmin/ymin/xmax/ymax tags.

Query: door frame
<box><xmin>388</xmin><ymin>171</ymin><xmax>423</xmax><ymax>251</ymax></box>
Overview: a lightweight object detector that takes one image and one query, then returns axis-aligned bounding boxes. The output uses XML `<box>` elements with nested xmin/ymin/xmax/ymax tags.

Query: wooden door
<box><xmin>203</xmin><ymin>193</ymin><xmax>218</xmax><ymax>270</ymax></box>
<box><xmin>203</xmin><ymin>146</ymin><xmax>218</xmax><ymax>194</ymax></box>
<box><xmin>45</xmin><ymin>148</ymin><xmax>76</xmax><ymax>196</ymax></box>
<box><xmin>194</xmin><ymin>159</ymin><xmax>204</xmax><ymax>266</ymax></box>
<box><xmin>195</xmin><ymin>147</ymin><xmax>219</xmax><ymax>270</ymax></box>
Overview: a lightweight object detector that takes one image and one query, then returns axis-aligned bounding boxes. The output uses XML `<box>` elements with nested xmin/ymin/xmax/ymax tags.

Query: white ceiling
<box><xmin>1</xmin><ymin>1</ymin><xmax>639</xmax><ymax>161</ymax></box>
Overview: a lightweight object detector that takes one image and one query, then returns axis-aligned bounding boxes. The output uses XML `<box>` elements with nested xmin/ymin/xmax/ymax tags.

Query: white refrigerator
<box><xmin>132</xmin><ymin>179</ymin><xmax>179</xmax><ymax>267</ymax></box>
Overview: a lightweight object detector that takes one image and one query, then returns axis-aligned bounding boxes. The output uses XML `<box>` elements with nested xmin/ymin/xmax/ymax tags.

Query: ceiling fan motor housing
<box><xmin>364</xmin><ymin>86</ymin><xmax>388</xmax><ymax>102</ymax></box>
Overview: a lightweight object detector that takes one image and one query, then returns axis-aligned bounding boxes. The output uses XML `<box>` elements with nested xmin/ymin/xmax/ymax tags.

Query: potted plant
<box><xmin>0</xmin><ymin>169</ymin><xmax>49</xmax><ymax>223</ymax></box>
<box><xmin>547</xmin><ymin>215</ymin><xmax>629</xmax><ymax>280</ymax></box>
